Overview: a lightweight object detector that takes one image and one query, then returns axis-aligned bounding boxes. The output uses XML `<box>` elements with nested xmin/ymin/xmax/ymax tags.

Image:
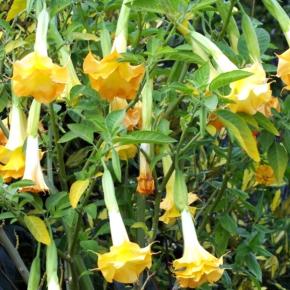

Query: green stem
<box><xmin>48</xmin><ymin>104</ymin><xmax>68</xmax><ymax>191</ymax></box>
<box><xmin>136</xmin><ymin>195</ymin><xmax>146</xmax><ymax>246</ymax></box>
<box><xmin>218</xmin><ymin>0</ymin><xmax>236</xmax><ymax>40</ymax></box>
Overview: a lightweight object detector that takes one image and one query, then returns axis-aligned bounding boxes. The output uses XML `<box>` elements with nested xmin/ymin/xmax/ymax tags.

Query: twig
<box><xmin>49</xmin><ymin>104</ymin><xmax>68</xmax><ymax>191</ymax></box>
<box><xmin>0</xmin><ymin>226</ymin><xmax>29</xmax><ymax>284</ymax></box>
<box><xmin>218</xmin><ymin>0</ymin><xmax>236</xmax><ymax>40</ymax></box>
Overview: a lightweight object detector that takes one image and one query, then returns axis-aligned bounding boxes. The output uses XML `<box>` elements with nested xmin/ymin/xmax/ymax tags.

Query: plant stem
<box><xmin>48</xmin><ymin>104</ymin><xmax>68</xmax><ymax>191</ymax></box>
<box><xmin>218</xmin><ymin>0</ymin><xmax>236</xmax><ymax>40</ymax></box>
<box><xmin>197</xmin><ymin>141</ymin><xmax>232</xmax><ymax>234</ymax></box>
<box><xmin>0</xmin><ymin>226</ymin><xmax>29</xmax><ymax>284</ymax></box>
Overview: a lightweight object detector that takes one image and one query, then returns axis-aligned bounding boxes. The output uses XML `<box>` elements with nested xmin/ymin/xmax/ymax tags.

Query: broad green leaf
<box><xmin>131</xmin><ymin>0</ymin><xmax>181</xmax><ymax>15</ymax></box>
<box><xmin>217</xmin><ymin>110</ymin><xmax>260</xmax><ymax>162</ymax></box>
<box><xmin>106</xmin><ymin>110</ymin><xmax>125</xmax><ymax>133</ymax></box>
<box><xmin>209</xmin><ymin>70</ymin><xmax>253</xmax><ymax>91</ymax></box>
<box><xmin>192</xmin><ymin>62</ymin><xmax>210</xmax><ymax>88</ymax></box>
<box><xmin>219</xmin><ymin>214</ymin><xmax>237</xmax><ymax>234</ymax></box>
<box><xmin>24</xmin><ymin>215</ymin><xmax>51</xmax><ymax>245</ymax></box>
<box><xmin>115</xmin><ymin>131</ymin><xmax>176</xmax><ymax>145</ymax></box>
<box><xmin>256</xmin><ymin>28</ymin><xmax>270</xmax><ymax>54</ymax></box>
<box><xmin>69</xmin><ymin>179</ymin><xmax>90</xmax><ymax>208</ymax></box>
<box><xmin>58</xmin><ymin>131</ymin><xmax>77</xmax><ymax>143</ymax></box>
<box><xmin>68</xmin><ymin>123</ymin><xmax>95</xmax><ymax>144</ymax></box>
<box><xmin>50</xmin><ymin>0</ymin><xmax>71</xmax><ymax>16</ymax></box>
<box><xmin>268</xmin><ymin>143</ymin><xmax>288</xmax><ymax>184</ymax></box>
<box><xmin>245</xmin><ymin>253</ymin><xmax>262</xmax><ymax>281</ymax></box>
<box><xmin>6</xmin><ymin>0</ymin><xmax>26</xmax><ymax>21</ymax></box>
<box><xmin>254</xmin><ymin>112</ymin><xmax>279</xmax><ymax>136</ymax></box>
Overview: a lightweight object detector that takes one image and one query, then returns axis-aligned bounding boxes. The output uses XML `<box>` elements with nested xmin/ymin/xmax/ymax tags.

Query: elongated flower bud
<box><xmin>112</xmin><ymin>0</ymin><xmax>131</xmax><ymax>53</ymax></box>
<box><xmin>34</xmin><ymin>7</ymin><xmax>49</xmax><ymax>56</ymax></box>
<box><xmin>191</xmin><ymin>32</ymin><xmax>237</xmax><ymax>72</ymax></box>
<box><xmin>46</xmin><ymin>240</ymin><xmax>61</xmax><ymax>290</ymax></box>
<box><xmin>137</xmin><ymin>79</ymin><xmax>155</xmax><ymax>195</ymax></box>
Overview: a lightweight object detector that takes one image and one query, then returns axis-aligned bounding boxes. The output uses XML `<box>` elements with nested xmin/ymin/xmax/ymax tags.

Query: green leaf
<box><xmin>245</xmin><ymin>253</ymin><xmax>262</xmax><ymax>281</ymax></box>
<box><xmin>254</xmin><ymin>112</ymin><xmax>279</xmax><ymax>136</ymax></box>
<box><xmin>192</xmin><ymin>62</ymin><xmax>210</xmax><ymax>89</ymax></box>
<box><xmin>58</xmin><ymin>131</ymin><xmax>77</xmax><ymax>143</ymax></box>
<box><xmin>131</xmin><ymin>0</ymin><xmax>181</xmax><ymax>15</ymax></box>
<box><xmin>50</xmin><ymin>0</ymin><xmax>71</xmax><ymax>16</ymax></box>
<box><xmin>219</xmin><ymin>214</ymin><xmax>237</xmax><ymax>234</ymax></box>
<box><xmin>115</xmin><ymin>131</ymin><xmax>176</xmax><ymax>145</ymax></box>
<box><xmin>105</xmin><ymin>110</ymin><xmax>125</xmax><ymax>133</ymax></box>
<box><xmin>68</xmin><ymin>123</ymin><xmax>95</xmax><ymax>144</ymax></box>
<box><xmin>217</xmin><ymin>110</ymin><xmax>260</xmax><ymax>162</ymax></box>
<box><xmin>112</xmin><ymin>149</ymin><xmax>122</xmax><ymax>182</ymax></box>
<box><xmin>209</xmin><ymin>70</ymin><xmax>253</xmax><ymax>91</ymax></box>
<box><xmin>268</xmin><ymin>142</ymin><xmax>288</xmax><ymax>184</ymax></box>
<box><xmin>163</xmin><ymin>51</ymin><xmax>204</xmax><ymax>65</ymax></box>
<box><xmin>256</xmin><ymin>28</ymin><xmax>270</xmax><ymax>54</ymax></box>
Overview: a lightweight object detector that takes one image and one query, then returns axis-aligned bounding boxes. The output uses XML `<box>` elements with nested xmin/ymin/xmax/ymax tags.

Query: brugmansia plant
<box><xmin>0</xmin><ymin>0</ymin><xmax>289</xmax><ymax>290</ymax></box>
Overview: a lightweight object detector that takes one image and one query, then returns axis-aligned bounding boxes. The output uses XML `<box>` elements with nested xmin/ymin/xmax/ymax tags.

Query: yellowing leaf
<box><xmin>5</xmin><ymin>39</ymin><xmax>26</xmax><ymax>54</ymax></box>
<box><xmin>271</xmin><ymin>190</ymin><xmax>281</xmax><ymax>212</ymax></box>
<box><xmin>69</xmin><ymin>179</ymin><xmax>90</xmax><ymax>208</ymax></box>
<box><xmin>24</xmin><ymin>215</ymin><xmax>51</xmax><ymax>245</ymax></box>
<box><xmin>217</xmin><ymin>110</ymin><xmax>260</xmax><ymax>162</ymax></box>
<box><xmin>6</xmin><ymin>0</ymin><xmax>26</xmax><ymax>21</ymax></box>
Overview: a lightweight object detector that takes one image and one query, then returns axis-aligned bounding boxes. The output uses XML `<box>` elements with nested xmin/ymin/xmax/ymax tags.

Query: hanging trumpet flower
<box><xmin>137</xmin><ymin>79</ymin><xmax>155</xmax><ymax>195</ymax></box>
<box><xmin>97</xmin><ymin>166</ymin><xmax>152</xmax><ymax>283</ymax></box>
<box><xmin>83</xmin><ymin>0</ymin><xmax>144</xmax><ymax>102</ymax></box>
<box><xmin>0</xmin><ymin>96</ymin><xmax>26</xmax><ymax>181</ymax></box>
<box><xmin>172</xmin><ymin>169</ymin><xmax>224</xmax><ymax>288</ymax></box>
<box><xmin>227</xmin><ymin>62</ymin><xmax>272</xmax><ymax>115</ymax></box>
<box><xmin>12</xmin><ymin>8</ymin><xmax>68</xmax><ymax>104</ymax></box>
<box><xmin>46</xmin><ymin>240</ymin><xmax>61</xmax><ymax>290</ymax></box>
<box><xmin>173</xmin><ymin>210</ymin><xmax>224</xmax><ymax>288</ymax></box>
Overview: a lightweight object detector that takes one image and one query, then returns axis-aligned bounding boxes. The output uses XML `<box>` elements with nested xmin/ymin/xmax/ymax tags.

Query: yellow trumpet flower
<box><xmin>277</xmin><ymin>48</ymin><xmax>290</xmax><ymax>90</ymax></box>
<box><xmin>0</xmin><ymin>147</ymin><xmax>25</xmax><ymax>182</ymax></box>
<box><xmin>12</xmin><ymin>52</ymin><xmax>68</xmax><ymax>104</ymax></box>
<box><xmin>21</xmin><ymin>135</ymin><xmax>48</xmax><ymax>193</ymax></box>
<box><xmin>97</xmin><ymin>210</ymin><xmax>152</xmax><ymax>283</ymax></box>
<box><xmin>227</xmin><ymin>63</ymin><xmax>272</xmax><ymax>115</ymax></box>
<box><xmin>173</xmin><ymin>210</ymin><xmax>224</xmax><ymax>288</ymax></box>
<box><xmin>83</xmin><ymin>51</ymin><xmax>145</xmax><ymax>101</ymax></box>
<box><xmin>0</xmin><ymin>104</ymin><xmax>26</xmax><ymax>182</ymax></box>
